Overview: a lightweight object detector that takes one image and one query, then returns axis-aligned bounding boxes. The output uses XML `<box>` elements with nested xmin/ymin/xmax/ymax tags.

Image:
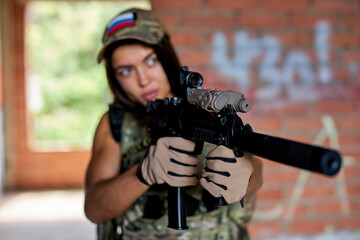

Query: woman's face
<box><xmin>111</xmin><ymin>43</ymin><xmax>173</xmax><ymax>106</ymax></box>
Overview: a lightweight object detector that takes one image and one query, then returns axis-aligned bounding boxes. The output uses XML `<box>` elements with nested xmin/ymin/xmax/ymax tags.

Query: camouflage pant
<box><xmin>98</xmin><ymin>201</ymin><xmax>253</xmax><ymax>240</ymax></box>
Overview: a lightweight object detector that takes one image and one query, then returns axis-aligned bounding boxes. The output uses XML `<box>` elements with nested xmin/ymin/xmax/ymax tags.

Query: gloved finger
<box><xmin>167</xmin><ymin>157</ymin><xmax>199</xmax><ymax>176</ymax></box>
<box><xmin>207</xmin><ymin>145</ymin><xmax>238</xmax><ymax>158</ymax></box>
<box><xmin>165</xmin><ymin>174</ymin><xmax>199</xmax><ymax>187</ymax></box>
<box><xmin>199</xmin><ymin>178</ymin><xmax>224</xmax><ymax>198</ymax></box>
<box><xmin>230</xmin><ymin>167</ymin><xmax>253</xmax><ymax>181</ymax></box>
<box><xmin>205</xmin><ymin>157</ymin><xmax>237</xmax><ymax>173</ymax></box>
<box><xmin>207</xmin><ymin>152</ymin><xmax>253</xmax><ymax>172</ymax></box>
<box><xmin>202</xmin><ymin>169</ymin><xmax>230</xmax><ymax>185</ymax></box>
<box><xmin>233</xmin><ymin>153</ymin><xmax>254</xmax><ymax>173</ymax></box>
<box><xmin>202</xmin><ymin>164</ymin><xmax>252</xmax><ymax>186</ymax></box>
<box><xmin>201</xmin><ymin>176</ymin><xmax>247</xmax><ymax>204</ymax></box>
<box><xmin>164</xmin><ymin>137</ymin><xmax>197</xmax><ymax>154</ymax></box>
<box><xmin>171</xmin><ymin>151</ymin><xmax>200</xmax><ymax>165</ymax></box>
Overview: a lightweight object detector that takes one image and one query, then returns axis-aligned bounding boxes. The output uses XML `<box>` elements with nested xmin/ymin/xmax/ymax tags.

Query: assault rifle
<box><xmin>146</xmin><ymin>66</ymin><xmax>342</xmax><ymax>230</ymax></box>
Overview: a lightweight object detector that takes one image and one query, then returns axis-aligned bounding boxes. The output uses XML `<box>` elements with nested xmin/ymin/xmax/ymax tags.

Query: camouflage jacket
<box><xmin>97</xmin><ymin>111</ymin><xmax>256</xmax><ymax>240</ymax></box>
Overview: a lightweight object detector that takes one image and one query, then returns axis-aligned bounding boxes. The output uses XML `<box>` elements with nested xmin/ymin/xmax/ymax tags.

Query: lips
<box><xmin>142</xmin><ymin>89</ymin><xmax>159</xmax><ymax>101</ymax></box>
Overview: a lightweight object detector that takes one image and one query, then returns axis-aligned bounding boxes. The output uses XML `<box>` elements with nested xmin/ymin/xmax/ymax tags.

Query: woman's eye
<box><xmin>147</xmin><ymin>57</ymin><xmax>157</xmax><ymax>66</ymax></box>
<box><xmin>118</xmin><ymin>68</ymin><xmax>131</xmax><ymax>77</ymax></box>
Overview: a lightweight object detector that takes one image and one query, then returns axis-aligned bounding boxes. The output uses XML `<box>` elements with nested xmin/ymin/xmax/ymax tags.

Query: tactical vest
<box><xmin>97</xmin><ymin>108</ymin><xmax>256</xmax><ymax>240</ymax></box>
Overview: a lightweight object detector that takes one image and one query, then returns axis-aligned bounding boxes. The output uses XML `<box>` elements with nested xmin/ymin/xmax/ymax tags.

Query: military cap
<box><xmin>97</xmin><ymin>8</ymin><xmax>168</xmax><ymax>63</ymax></box>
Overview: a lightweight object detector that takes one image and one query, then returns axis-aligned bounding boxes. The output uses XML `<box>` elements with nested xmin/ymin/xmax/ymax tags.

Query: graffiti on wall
<box><xmin>212</xmin><ymin>21</ymin><xmax>359</xmax><ymax>104</ymax></box>
<box><xmin>211</xmin><ymin>21</ymin><xmax>355</xmax><ymax>220</ymax></box>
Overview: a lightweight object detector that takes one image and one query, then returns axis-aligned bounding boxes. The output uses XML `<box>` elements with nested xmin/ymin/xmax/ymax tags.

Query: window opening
<box><xmin>25</xmin><ymin>1</ymin><xmax>151</xmax><ymax>150</ymax></box>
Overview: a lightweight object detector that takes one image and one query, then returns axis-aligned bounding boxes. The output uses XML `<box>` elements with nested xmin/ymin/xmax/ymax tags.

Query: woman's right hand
<box><xmin>138</xmin><ymin>137</ymin><xmax>200</xmax><ymax>187</ymax></box>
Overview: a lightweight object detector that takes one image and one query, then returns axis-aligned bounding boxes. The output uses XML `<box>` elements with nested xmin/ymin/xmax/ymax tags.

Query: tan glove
<box><xmin>138</xmin><ymin>137</ymin><xmax>199</xmax><ymax>187</ymax></box>
<box><xmin>200</xmin><ymin>145</ymin><xmax>254</xmax><ymax>204</ymax></box>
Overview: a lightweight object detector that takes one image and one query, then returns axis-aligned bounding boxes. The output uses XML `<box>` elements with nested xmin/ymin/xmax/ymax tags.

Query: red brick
<box><xmin>260</xmin><ymin>0</ymin><xmax>309</xmax><ymax>12</ymax></box>
<box><xmin>308</xmin><ymin>171</ymin><xmax>342</xmax><ymax>183</ymax></box>
<box><xmin>238</xmin><ymin>13</ymin><xmax>287</xmax><ymax>29</ymax></box>
<box><xmin>305</xmin><ymin>48</ymin><xmax>337</xmax><ymax>64</ymax></box>
<box><xmin>276</xmin><ymin>32</ymin><xmax>312</xmax><ymax>47</ymax></box>
<box><xmin>257</xmin><ymin>189</ymin><xmax>283</xmax><ymax>201</ymax></box>
<box><xmin>178</xmin><ymin>50</ymin><xmax>211</xmax><ymax>66</ymax></box>
<box><xmin>273</xmin><ymin>203</ymin><xmax>310</xmax><ymax>220</ymax></box>
<box><xmin>342</xmin><ymin>50</ymin><xmax>360</xmax><ymax>63</ymax></box>
<box><xmin>339</xmin><ymin>135</ymin><xmax>360</xmax><ymax>148</ymax></box>
<box><xmin>331</xmin><ymin>66</ymin><xmax>351</xmax><ymax>82</ymax></box>
<box><xmin>184</xmin><ymin>13</ymin><xmax>236</xmax><ymax>30</ymax></box>
<box><xmin>290</xmin><ymin>15</ymin><xmax>337</xmax><ymax>29</ymax></box>
<box><xmin>331</xmin><ymin>33</ymin><xmax>360</xmax><ymax>47</ymax></box>
<box><xmin>312</xmin><ymin>100</ymin><xmax>358</xmax><ymax>114</ymax></box>
<box><xmin>288</xmin><ymin>220</ymin><xmax>334</xmax><ymax>235</ymax></box>
<box><xmin>343</xmin><ymin>167</ymin><xmax>360</xmax><ymax>179</ymax></box>
<box><xmin>155</xmin><ymin>14</ymin><xmax>181</xmax><ymax>28</ymax></box>
<box><xmin>254</xmin><ymin>102</ymin><xmax>308</xmax><ymax>116</ymax></box>
<box><xmin>337</xmin><ymin>116</ymin><xmax>360</xmax><ymax>129</ymax></box>
<box><xmin>263</xmin><ymin>171</ymin><xmax>300</xmax><ymax>183</ymax></box>
<box><xmin>312</xmin><ymin>201</ymin><xmax>342</xmax><ymax>215</ymax></box>
<box><xmin>286</xmin><ymin>116</ymin><xmax>323</xmax><ymax>131</ymax></box>
<box><xmin>171</xmin><ymin>31</ymin><xmax>203</xmax><ymax>47</ymax></box>
<box><xmin>336</xmin><ymin>86</ymin><xmax>360</xmax><ymax>100</ymax></box>
<box><xmin>343</xmin><ymin>16</ymin><xmax>360</xmax><ymax>29</ymax></box>
<box><xmin>348</xmin><ymin>200</ymin><xmax>360</xmax><ymax>213</ymax></box>
<box><xmin>151</xmin><ymin>0</ymin><xmax>202</xmax><ymax>10</ymax></box>
<box><xmin>302</xmin><ymin>186</ymin><xmax>336</xmax><ymax>198</ymax></box>
<box><xmin>314</xmin><ymin>0</ymin><xmax>360</xmax><ymax>14</ymax></box>
<box><xmin>292</xmin><ymin>204</ymin><xmax>308</xmax><ymax>217</ymax></box>
<box><xmin>243</xmin><ymin>117</ymin><xmax>282</xmax><ymax>132</ymax></box>
<box><xmin>346</xmin><ymin>184</ymin><xmax>360</xmax><ymax>195</ymax></box>
<box><xmin>255</xmin><ymin>202</ymin><xmax>282</xmax><ymax>214</ymax></box>
<box><xmin>248</xmin><ymin>221</ymin><xmax>282</xmax><ymax>239</ymax></box>
<box><xmin>261</xmin><ymin>157</ymin><xmax>289</xmax><ymax>167</ymax></box>
<box><xmin>338</xmin><ymin>216</ymin><xmax>360</xmax><ymax>230</ymax></box>
<box><xmin>200</xmin><ymin>69</ymin><xmax>235</xmax><ymax>91</ymax></box>
<box><xmin>207</xmin><ymin>0</ymin><xmax>255</xmax><ymax>10</ymax></box>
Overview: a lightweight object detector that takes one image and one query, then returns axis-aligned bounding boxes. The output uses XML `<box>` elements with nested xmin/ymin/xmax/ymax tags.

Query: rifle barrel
<box><xmin>233</xmin><ymin>131</ymin><xmax>342</xmax><ymax>176</ymax></box>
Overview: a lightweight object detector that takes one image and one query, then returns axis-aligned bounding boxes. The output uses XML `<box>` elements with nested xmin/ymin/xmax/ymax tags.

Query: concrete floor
<box><xmin>0</xmin><ymin>189</ymin><xmax>96</xmax><ymax>240</ymax></box>
<box><xmin>0</xmin><ymin>190</ymin><xmax>359</xmax><ymax>240</ymax></box>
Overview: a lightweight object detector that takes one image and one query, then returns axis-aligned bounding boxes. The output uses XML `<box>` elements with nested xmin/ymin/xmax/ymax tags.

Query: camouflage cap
<box><xmin>97</xmin><ymin>8</ymin><xmax>168</xmax><ymax>63</ymax></box>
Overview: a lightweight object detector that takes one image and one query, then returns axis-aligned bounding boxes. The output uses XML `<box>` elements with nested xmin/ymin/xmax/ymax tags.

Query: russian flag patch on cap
<box><xmin>107</xmin><ymin>12</ymin><xmax>135</xmax><ymax>36</ymax></box>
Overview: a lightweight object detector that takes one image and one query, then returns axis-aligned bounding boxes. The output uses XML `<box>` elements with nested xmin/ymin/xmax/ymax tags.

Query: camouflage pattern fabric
<box><xmin>97</xmin><ymin>8</ymin><xmax>168</xmax><ymax>63</ymax></box>
<box><xmin>97</xmin><ymin>111</ymin><xmax>256</xmax><ymax>240</ymax></box>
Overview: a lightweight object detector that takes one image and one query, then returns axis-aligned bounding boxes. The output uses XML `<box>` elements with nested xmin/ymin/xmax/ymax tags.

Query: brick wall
<box><xmin>151</xmin><ymin>0</ymin><xmax>360</xmax><ymax>238</ymax></box>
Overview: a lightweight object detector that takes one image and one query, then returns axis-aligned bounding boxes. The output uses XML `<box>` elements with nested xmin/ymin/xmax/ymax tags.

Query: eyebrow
<box><xmin>113</xmin><ymin>51</ymin><xmax>156</xmax><ymax>72</ymax></box>
<box><xmin>143</xmin><ymin>51</ymin><xmax>156</xmax><ymax>63</ymax></box>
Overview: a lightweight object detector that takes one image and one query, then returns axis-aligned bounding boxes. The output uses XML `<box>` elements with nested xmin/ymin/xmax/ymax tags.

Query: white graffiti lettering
<box><xmin>211</xmin><ymin>21</ymin><xmax>339</xmax><ymax>103</ymax></box>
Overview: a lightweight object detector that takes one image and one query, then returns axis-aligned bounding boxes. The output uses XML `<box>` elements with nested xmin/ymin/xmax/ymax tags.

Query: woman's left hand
<box><xmin>200</xmin><ymin>145</ymin><xmax>254</xmax><ymax>204</ymax></box>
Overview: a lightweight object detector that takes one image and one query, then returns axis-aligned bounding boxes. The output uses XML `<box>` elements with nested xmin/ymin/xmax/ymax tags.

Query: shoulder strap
<box><xmin>109</xmin><ymin>103</ymin><xmax>125</xmax><ymax>142</ymax></box>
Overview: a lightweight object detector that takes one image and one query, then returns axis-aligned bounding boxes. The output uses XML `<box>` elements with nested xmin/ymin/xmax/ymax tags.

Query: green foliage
<box><xmin>25</xmin><ymin>1</ymin><xmax>150</xmax><ymax>149</ymax></box>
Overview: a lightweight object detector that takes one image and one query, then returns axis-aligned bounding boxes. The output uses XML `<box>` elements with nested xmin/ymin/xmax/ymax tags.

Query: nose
<box><xmin>136</xmin><ymin>67</ymin><xmax>150</xmax><ymax>87</ymax></box>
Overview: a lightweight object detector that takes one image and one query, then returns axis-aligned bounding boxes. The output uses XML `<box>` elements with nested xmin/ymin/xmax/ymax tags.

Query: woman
<box><xmin>84</xmin><ymin>8</ymin><xmax>263</xmax><ymax>240</ymax></box>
